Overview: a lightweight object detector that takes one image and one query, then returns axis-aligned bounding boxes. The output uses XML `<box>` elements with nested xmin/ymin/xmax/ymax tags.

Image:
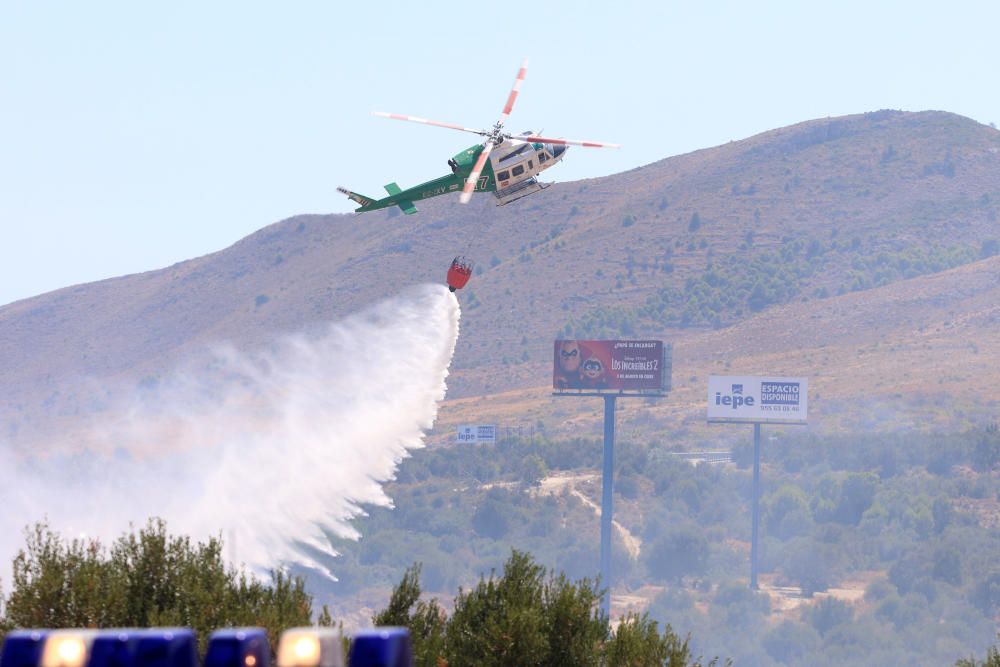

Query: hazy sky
<box><xmin>1</xmin><ymin>1</ymin><xmax>996</xmax><ymax>306</ymax></box>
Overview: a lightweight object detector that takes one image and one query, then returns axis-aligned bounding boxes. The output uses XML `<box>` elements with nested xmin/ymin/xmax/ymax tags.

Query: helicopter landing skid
<box><xmin>494</xmin><ymin>177</ymin><xmax>550</xmax><ymax>206</ymax></box>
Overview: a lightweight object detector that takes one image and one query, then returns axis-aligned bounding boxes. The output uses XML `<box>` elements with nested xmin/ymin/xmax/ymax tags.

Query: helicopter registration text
<box><xmin>422</xmin><ymin>183</ymin><xmax>461</xmax><ymax>198</ymax></box>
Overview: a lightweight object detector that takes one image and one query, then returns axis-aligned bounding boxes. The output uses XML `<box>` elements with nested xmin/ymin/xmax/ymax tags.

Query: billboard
<box><xmin>707</xmin><ymin>376</ymin><xmax>808</xmax><ymax>424</ymax></box>
<box><xmin>457</xmin><ymin>424</ymin><xmax>497</xmax><ymax>444</ymax></box>
<box><xmin>553</xmin><ymin>340</ymin><xmax>669</xmax><ymax>392</ymax></box>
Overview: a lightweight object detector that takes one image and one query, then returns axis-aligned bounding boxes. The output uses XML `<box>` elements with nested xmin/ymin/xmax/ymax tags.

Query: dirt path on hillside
<box><xmin>758</xmin><ymin>571</ymin><xmax>878</xmax><ymax>617</ymax></box>
<box><xmin>535</xmin><ymin>471</ymin><xmax>642</xmax><ymax>560</ymax></box>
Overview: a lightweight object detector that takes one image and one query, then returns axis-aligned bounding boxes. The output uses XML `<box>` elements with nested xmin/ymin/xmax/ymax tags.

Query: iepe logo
<box><xmin>715</xmin><ymin>384</ymin><xmax>755</xmax><ymax>409</ymax></box>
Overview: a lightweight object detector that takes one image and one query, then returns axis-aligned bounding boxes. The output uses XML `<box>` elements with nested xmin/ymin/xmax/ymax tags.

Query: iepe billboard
<box><xmin>553</xmin><ymin>340</ymin><xmax>668</xmax><ymax>393</ymax></box>
<box><xmin>456</xmin><ymin>425</ymin><xmax>497</xmax><ymax>444</ymax></box>
<box><xmin>707</xmin><ymin>376</ymin><xmax>808</xmax><ymax>424</ymax></box>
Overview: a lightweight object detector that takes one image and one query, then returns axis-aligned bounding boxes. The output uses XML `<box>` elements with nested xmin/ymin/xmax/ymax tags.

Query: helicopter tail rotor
<box><xmin>337</xmin><ymin>187</ymin><xmax>377</xmax><ymax>208</ymax></box>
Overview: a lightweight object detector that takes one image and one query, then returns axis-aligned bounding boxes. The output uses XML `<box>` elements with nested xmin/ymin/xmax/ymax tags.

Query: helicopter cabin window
<box><xmin>497</xmin><ymin>170</ymin><xmax>510</xmax><ymax>181</ymax></box>
<box><xmin>528</xmin><ymin>160</ymin><xmax>534</xmax><ymax>170</ymax></box>
<box><xmin>538</xmin><ymin>152</ymin><xmax>547</xmax><ymax>163</ymax></box>
<box><xmin>511</xmin><ymin>165</ymin><xmax>525</xmax><ymax>177</ymax></box>
<box><xmin>499</xmin><ymin>144</ymin><xmax>533</xmax><ymax>163</ymax></box>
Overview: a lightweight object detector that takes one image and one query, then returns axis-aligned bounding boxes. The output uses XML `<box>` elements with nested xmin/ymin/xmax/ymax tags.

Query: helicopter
<box><xmin>337</xmin><ymin>59</ymin><xmax>619</xmax><ymax>214</ymax></box>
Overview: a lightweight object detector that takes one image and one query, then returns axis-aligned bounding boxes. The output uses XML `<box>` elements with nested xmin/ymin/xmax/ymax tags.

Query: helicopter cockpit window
<box><xmin>497</xmin><ymin>170</ymin><xmax>510</xmax><ymax>181</ymax></box>
<box><xmin>551</xmin><ymin>144</ymin><xmax>567</xmax><ymax>158</ymax></box>
<box><xmin>538</xmin><ymin>152</ymin><xmax>547</xmax><ymax>163</ymax></box>
<box><xmin>511</xmin><ymin>165</ymin><xmax>525</xmax><ymax>177</ymax></box>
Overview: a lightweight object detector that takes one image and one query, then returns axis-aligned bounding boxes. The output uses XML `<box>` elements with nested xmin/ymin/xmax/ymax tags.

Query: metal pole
<box><xmin>750</xmin><ymin>422</ymin><xmax>761</xmax><ymax>590</ymax></box>
<box><xmin>600</xmin><ymin>395</ymin><xmax>616</xmax><ymax>618</ymax></box>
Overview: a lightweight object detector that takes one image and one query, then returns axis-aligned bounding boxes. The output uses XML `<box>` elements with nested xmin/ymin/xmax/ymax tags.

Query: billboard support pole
<box><xmin>751</xmin><ymin>422</ymin><xmax>761</xmax><ymax>590</ymax></box>
<box><xmin>553</xmin><ymin>340</ymin><xmax>672</xmax><ymax>622</ymax></box>
<box><xmin>707</xmin><ymin>376</ymin><xmax>808</xmax><ymax>591</ymax></box>
<box><xmin>600</xmin><ymin>394</ymin><xmax>616</xmax><ymax>619</ymax></box>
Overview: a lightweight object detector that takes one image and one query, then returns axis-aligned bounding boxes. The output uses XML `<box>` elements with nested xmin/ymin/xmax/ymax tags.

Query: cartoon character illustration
<box><xmin>579</xmin><ymin>355</ymin><xmax>609</xmax><ymax>389</ymax></box>
<box><xmin>554</xmin><ymin>340</ymin><xmax>583</xmax><ymax>389</ymax></box>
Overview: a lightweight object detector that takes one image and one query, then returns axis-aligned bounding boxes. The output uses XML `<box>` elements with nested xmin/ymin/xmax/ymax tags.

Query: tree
<box><xmin>972</xmin><ymin>423</ymin><xmax>1000</xmax><ymax>472</ymax></box>
<box><xmin>806</xmin><ymin>596</ymin><xmax>854</xmax><ymax>636</ymax></box>
<box><xmin>932</xmin><ymin>548</ymin><xmax>962</xmax><ymax>586</ymax></box>
<box><xmin>956</xmin><ymin>643</ymin><xmax>1000</xmax><ymax>666</ymax></box>
<box><xmin>764</xmin><ymin>485</ymin><xmax>813</xmax><ymax>540</ymax></box>
<box><xmin>972</xmin><ymin>571</ymin><xmax>1000</xmax><ymax>615</ymax></box>
<box><xmin>445</xmin><ymin>551</ymin><xmax>567</xmax><ymax>666</ymax></box>
<box><xmin>372</xmin><ymin>565</ymin><xmax>445</xmax><ymax>667</ymax></box>
<box><xmin>980</xmin><ymin>239</ymin><xmax>1000</xmax><ymax>259</ymax></box>
<box><xmin>834</xmin><ymin>472</ymin><xmax>878</xmax><ymax>525</ymax></box>
<box><xmin>645</xmin><ymin>524</ymin><xmax>709</xmax><ymax>583</ymax></box>
<box><xmin>471</xmin><ymin>498</ymin><xmax>511</xmax><ymax>539</ymax></box>
<box><xmin>605</xmin><ymin>612</ymin><xmax>700</xmax><ymax>667</ymax></box>
<box><xmin>0</xmin><ymin>520</ymin><xmax>315</xmax><ymax>652</ymax></box>
<box><xmin>374</xmin><ymin>551</ymin><xmax>713</xmax><ymax>666</ymax></box>
<box><xmin>783</xmin><ymin>538</ymin><xmax>841</xmax><ymax>597</ymax></box>
<box><xmin>889</xmin><ymin>549</ymin><xmax>930</xmax><ymax>596</ymax></box>
<box><xmin>762</xmin><ymin>620</ymin><xmax>820</xmax><ymax>664</ymax></box>
<box><xmin>747</xmin><ymin>281</ymin><xmax>772</xmax><ymax>312</ymax></box>
<box><xmin>933</xmin><ymin>496</ymin><xmax>955</xmax><ymax>534</ymax></box>
<box><xmin>520</xmin><ymin>454</ymin><xmax>548</xmax><ymax>487</ymax></box>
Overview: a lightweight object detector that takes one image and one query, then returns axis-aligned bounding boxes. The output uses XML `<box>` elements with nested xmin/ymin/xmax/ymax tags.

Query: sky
<box><xmin>1</xmin><ymin>0</ymin><xmax>997</xmax><ymax>306</ymax></box>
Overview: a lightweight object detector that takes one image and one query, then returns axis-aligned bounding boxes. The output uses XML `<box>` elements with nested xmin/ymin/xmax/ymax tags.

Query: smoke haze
<box><xmin>0</xmin><ymin>284</ymin><xmax>460</xmax><ymax>579</ymax></box>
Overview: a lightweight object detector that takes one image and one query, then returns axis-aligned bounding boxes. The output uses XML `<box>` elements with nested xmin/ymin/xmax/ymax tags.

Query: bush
<box><xmin>644</xmin><ymin>524</ymin><xmax>710</xmax><ymax>583</ymax></box>
<box><xmin>763</xmin><ymin>620</ymin><xmax>821</xmax><ymax>664</ymax></box>
<box><xmin>472</xmin><ymin>497</ymin><xmax>511</xmax><ymax>539</ymax></box>
<box><xmin>1</xmin><ymin>520</ymin><xmax>316</xmax><ymax>652</ymax></box>
<box><xmin>806</xmin><ymin>596</ymin><xmax>854</xmax><ymax>635</ymax></box>
<box><xmin>617</xmin><ymin>475</ymin><xmax>640</xmax><ymax>500</ymax></box>
<box><xmin>783</xmin><ymin>538</ymin><xmax>842</xmax><ymax>596</ymax></box>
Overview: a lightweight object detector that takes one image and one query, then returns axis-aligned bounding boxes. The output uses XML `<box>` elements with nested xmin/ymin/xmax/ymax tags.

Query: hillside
<box><xmin>439</xmin><ymin>253</ymin><xmax>1000</xmax><ymax>445</ymax></box>
<box><xmin>2</xmin><ymin>109</ymin><xmax>1000</xmax><ymax>445</ymax></box>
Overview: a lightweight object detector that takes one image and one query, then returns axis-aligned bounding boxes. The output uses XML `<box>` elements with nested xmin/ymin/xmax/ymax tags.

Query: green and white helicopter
<box><xmin>337</xmin><ymin>59</ymin><xmax>619</xmax><ymax>214</ymax></box>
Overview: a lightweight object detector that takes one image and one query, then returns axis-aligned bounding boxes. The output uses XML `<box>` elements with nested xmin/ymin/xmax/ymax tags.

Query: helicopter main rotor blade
<box><xmin>516</xmin><ymin>134</ymin><xmax>621</xmax><ymax>149</ymax></box>
<box><xmin>497</xmin><ymin>58</ymin><xmax>529</xmax><ymax>127</ymax></box>
<box><xmin>372</xmin><ymin>112</ymin><xmax>486</xmax><ymax>136</ymax></box>
<box><xmin>459</xmin><ymin>141</ymin><xmax>496</xmax><ymax>204</ymax></box>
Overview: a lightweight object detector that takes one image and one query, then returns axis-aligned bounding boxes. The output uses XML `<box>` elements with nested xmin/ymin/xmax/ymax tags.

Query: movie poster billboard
<box><xmin>707</xmin><ymin>376</ymin><xmax>808</xmax><ymax>424</ymax></box>
<box><xmin>553</xmin><ymin>340</ymin><xmax>668</xmax><ymax>392</ymax></box>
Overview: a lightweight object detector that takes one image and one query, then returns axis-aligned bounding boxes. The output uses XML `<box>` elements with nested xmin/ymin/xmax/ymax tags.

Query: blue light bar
<box><xmin>88</xmin><ymin>629</ymin><xmax>197</xmax><ymax>667</ymax></box>
<box><xmin>204</xmin><ymin>629</ymin><xmax>269</xmax><ymax>667</ymax></box>
<box><xmin>0</xmin><ymin>631</ymin><xmax>49</xmax><ymax>667</ymax></box>
<box><xmin>347</xmin><ymin>628</ymin><xmax>412</xmax><ymax>667</ymax></box>
<box><xmin>87</xmin><ymin>631</ymin><xmax>132</xmax><ymax>667</ymax></box>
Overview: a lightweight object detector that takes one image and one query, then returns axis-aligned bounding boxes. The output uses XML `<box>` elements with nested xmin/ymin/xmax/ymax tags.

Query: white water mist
<box><xmin>0</xmin><ymin>283</ymin><xmax>460</xmax><ymax>578</ymax></box>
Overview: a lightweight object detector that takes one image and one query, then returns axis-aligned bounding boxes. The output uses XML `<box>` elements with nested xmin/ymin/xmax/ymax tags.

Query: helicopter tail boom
<box><xmin>384</xmin><ymin>182</ymin><xmax>418</xmax><ymax>215</ymax></box>
<box><xmin>336</xmin><ymin>187</ymin><xmax>378</xmax><ymax>209</ymax></box>
<box><xmin>337</xmin><ymin>185</ymin><xmax>419</xmax><ymax>215</ymax></box>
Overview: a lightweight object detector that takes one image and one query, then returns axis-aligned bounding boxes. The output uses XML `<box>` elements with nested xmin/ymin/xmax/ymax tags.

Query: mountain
<box><xmin>3</xmin><ymin>109</ymin><xmax>1000</xmax><ymax>445</ymax></box>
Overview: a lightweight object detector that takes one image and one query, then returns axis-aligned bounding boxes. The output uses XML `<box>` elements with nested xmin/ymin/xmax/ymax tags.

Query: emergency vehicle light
<box><xmin>275</xmin><ymin>629</ymin><xmax>342</xmax><ymax>667</ymax></box>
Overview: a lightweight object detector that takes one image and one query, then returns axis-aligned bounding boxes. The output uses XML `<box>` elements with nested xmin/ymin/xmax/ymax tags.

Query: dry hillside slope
<box><xmin>435</xmin><ymin>254</ymin><xmax>1000</xmax><ymax>444</ymax></box>
<box><xmin>2</xmin><ymin>109</ymin><xmax>999</xmax><ymax>445</ymax></box>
